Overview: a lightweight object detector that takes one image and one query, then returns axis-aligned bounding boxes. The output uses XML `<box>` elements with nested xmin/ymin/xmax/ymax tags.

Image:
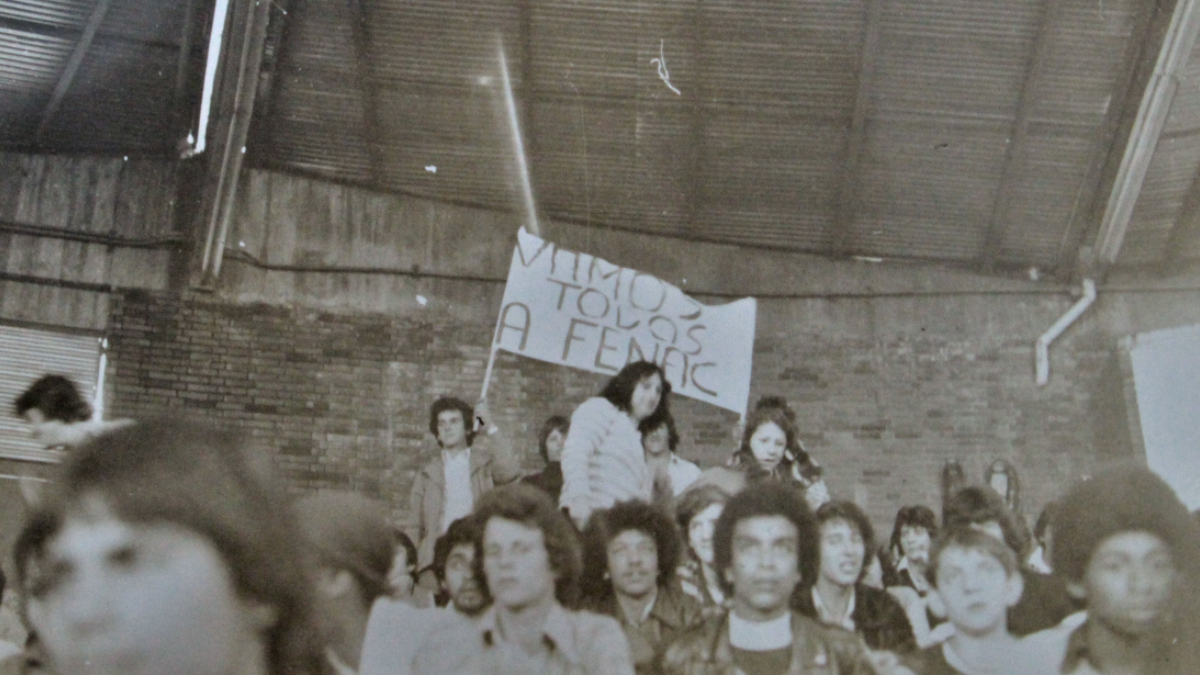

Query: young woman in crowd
<box><xmin>883</xmin><ymin>504</ymin><xmax>949</xmax><ymax>648</ymax></box>
<box><xmin>559</xmin><ymin>361</ymin><xmax>672</xmax><ymax>528</ymax></box>
<box><xmin>641</xmin><ymin>412</ymin><xmax>701</xmax><ymax>496</ymax></box>
<box><xmin>692</xmin><ymin>397</ymin><xmax>830</xmax><ymax>510</ymax></box>
<box><xmin>522</xmin><ymin>414</ymin><xmax>569</xmax><ymax>501</ymax></box>
<box><xmin>673</xmin><ymin>484</ymin><xmax>729</xmax><ymax>613</ymax></box>
<box><xmin>14</xmin><ymin>419</ymin><xmax>331</xmax><ymax>675</ymax></box>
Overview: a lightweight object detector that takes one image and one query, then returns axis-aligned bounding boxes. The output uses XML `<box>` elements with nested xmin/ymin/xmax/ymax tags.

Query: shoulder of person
<box><xmin>572</xmin><ymin>396</ymin><xmax>621</xmax><ymax>421</ymax></box>
<box><xmin>660</xmin><ymin>613</ymin><xmax>725</xmax><ymax>666</ymax></box>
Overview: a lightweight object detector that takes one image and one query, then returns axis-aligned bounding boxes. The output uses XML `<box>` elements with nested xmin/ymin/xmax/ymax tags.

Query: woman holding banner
<box><xmin>559</xmin><ymin>361</ymin><xmax>673</xmax><ymax>528</ymax></box>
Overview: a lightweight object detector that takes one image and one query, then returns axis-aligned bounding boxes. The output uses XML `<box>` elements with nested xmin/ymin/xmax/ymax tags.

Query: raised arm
<box><xmin>473</xmin><ymin>399</ymin><xmax>521</xmax><ymax>485</ymax></box>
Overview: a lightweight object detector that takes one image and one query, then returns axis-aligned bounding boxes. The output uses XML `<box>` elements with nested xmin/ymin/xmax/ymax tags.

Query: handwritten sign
<box><xmin>492</xmin><ymin>228</ymin><xmax>757</xmax><ymax>415</ymax></box>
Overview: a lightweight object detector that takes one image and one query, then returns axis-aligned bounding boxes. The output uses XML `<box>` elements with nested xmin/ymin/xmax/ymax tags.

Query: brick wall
<box><xmin>105</xmin><ymin>286</ymin><xmax>1146</xmax><ymax>538</ymax></box>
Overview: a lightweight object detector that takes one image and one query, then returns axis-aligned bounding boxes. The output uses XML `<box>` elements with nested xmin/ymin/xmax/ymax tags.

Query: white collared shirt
<box><xmin>441</xmin><ymin>448</ymin><xmax>473</xmax><ymax>532</ymax></box>
<box><xmin>811</xmin><ymin>586</ymin><xmax>857</xmax><ymax>632</ymax></box>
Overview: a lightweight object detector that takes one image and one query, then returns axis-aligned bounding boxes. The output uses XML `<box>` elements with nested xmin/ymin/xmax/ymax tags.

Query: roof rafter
<box><xmin>976</xmin><ymin>0</ymin><xmax>1058</xmax><ymax>272</ymax></box>
<box><xmin>827</xmin><ymin>0</ymin><xmax>886</xmax><ymax>257</ymax></box>
<box><xmin>349</xmin><ymin>0</ymin><xmax>384</xmax><ymax>186</ymax></box>
<box><xmin>35</xmin><ymin>0</ymin><xmax>114</xmax><ymax>143</ymax></box>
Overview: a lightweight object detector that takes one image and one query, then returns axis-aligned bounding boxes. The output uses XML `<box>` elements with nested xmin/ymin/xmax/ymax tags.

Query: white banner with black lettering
<box><xmin>492</xmin><ymin>228</ymin><xmax>756</xmax><ymax>415</ymax></box>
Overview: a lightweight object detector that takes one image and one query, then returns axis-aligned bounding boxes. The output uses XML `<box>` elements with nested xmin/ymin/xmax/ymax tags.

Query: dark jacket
<box><xmin>659</xmin><ymin>611</ymin><xmax>877</xmax><ymax>675</ymax></box>
<box><xmin>522</xmin><ymin>462</ymin><xmax>564</xmax><ymax>502</ymax></box>
<box><xmin>794</xmin><ymin>584</ymin><xmax>917</xmax><ymax>654</ymax></box>
<box><xmin>585</xmin><ymin>585</ymin><xmax>704</xmax><ymax>675</ymax></box>
<box><xmin>1009</xmin><ymin>566</ymin><xmax>1075</xmax><ymax>636</ymax></box>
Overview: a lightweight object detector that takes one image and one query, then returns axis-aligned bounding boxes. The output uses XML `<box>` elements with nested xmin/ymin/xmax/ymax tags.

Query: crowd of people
<box><xmin>4</xmin><ymin>364</ymin><xmax>1200</xmax><ymax>675</ymax></box>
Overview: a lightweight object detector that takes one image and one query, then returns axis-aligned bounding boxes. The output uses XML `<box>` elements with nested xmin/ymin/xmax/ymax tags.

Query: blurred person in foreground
<box><xmin>295</xmin><ymin>491</ymin><xmax>395</xmax><ymax>674</ymax></box>
<box><xmin>1021</xmin><ymin>465</ymin><xmax>1200</xmax><ymax>675</ymax></box>
<box><xmin>13</xmin><ymin>418</ymin><xmax>331</xmax><ymax>675</ymax></box>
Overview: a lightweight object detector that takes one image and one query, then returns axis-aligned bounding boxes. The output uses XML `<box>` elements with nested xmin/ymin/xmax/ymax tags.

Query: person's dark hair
<box><xmin>428</xmin><ymin>397</ymin><xmax>475</xmax><ymax>447</ymax></box>
<box><xmin>1053</xmin><ymin>464</ymin><xmax>1200</xmax><ymax>584</ymax></box>
<box><xmin>641</xmin><ymin>412</ymin><xmax>680</xmax><ymax>453</ymax></box>
<box><xmin>537</xmin><ymin>415</ymin><xmax>570</xmax><ymax>464</ymax></box>
<box><xmin>599</xmin><ymin>361</ymin><xmax>672</xmax><ymax>433</ymax></box>
<box><xmin>675</xmin><ymin>484</ymin><xmax>729</xmax><ymax>534</ymax></box>
<box><xmin>14</xmin><ymin>375</ymin><xmax>91</xmax><ymax>423</ymax></box>
<box><xmin>733</xmin><ymin>404</ymin><xmax>820</xmax><ymax>482</ymax></box>
<box><xmin>393</xmin><ymin>528</ymin><xmax>418</xmax><ymax>575</ymax></box>
<box><xmin>925</xmin><ymin>527</ymin><xmax>1020</xmax><ymax>588</ymax></box>
<box><xmin>581</xmin><ymin>501</ymin><xmax>681</xmax><ymax>601</ymax></box>
<box><xmin>712</xmin><ymin>482</ymin><xmax>818</xmax><ymax>596</ymax></box>
<box><xmin>472</xmin><ymin>483</ymin><xmax>584</xmax><ymax>608</ymax></box>
<box><xmin>14</xmin><ymin>418</ymin><xmax>330</xmax><ymax>675</ymax></box>
<box><xmin>432</xmin><ymin>515</ymin><xmax>481</xmax><ymax>583</ymax></box>
<box><xmin>944</xmin><ymin>485</ymin><xmax>1030</xmax><ymax>559</ymax></box>
<box><xmin>815</xmin><ymin>500</ymin><xmax>875</xmax><ymax>574</ymax></box>
<box><xmin>1033</xmin><ymin>501</ymin><xmax>1057</xmax><ymax>546</ymax></box>
<box><xmin>294</xmin><ymin>492</ymin><xmax>394</xmax><ymax>607</ymax></box>
<box><xmin>888</xmin><ymin>505</ymin><xmax>938</xmax><ymax>557</ymax></box>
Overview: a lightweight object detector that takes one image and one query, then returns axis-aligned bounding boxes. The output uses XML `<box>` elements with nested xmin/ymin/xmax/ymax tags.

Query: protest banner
<box><xmin>489</xmin><ymin>228</ymin><xmax>757</xmax><ymax>415</ymax></box>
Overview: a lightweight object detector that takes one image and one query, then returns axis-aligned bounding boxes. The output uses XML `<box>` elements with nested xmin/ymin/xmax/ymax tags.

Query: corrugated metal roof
<box><xmin>9</xmin><ymin>0</ymin><xmax>1200</xmax><ymax>274</ymax></box>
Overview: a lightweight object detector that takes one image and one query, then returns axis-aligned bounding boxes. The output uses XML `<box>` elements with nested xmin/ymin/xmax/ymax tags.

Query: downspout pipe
<box><xmin>1035</xmin><ymin>279</ymin><xmax>1097</xmax><ymax>386</ymax></box>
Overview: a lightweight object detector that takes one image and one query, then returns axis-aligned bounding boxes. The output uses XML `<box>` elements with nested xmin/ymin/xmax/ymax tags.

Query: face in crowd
<box><xmin>544</xmin><ymin>428</ymin><xmax>566</xmax><ymax>463</ymax></box>
<box><xmin>31</xmin><ymin>500</ymin><xmax>276</xmax><ymax>675</ymax></box>
<box><xmin>442</xmin><ymin>540</ymin><xmax>487</xmax><ymax>616</ymax></box>
<box><xmin>933</xmin><ymin>543</ymin><xmax>1022</xmax><ymax>637</ymax></box>
<box><xmin>607</xmin><ymin>529</ymin><xmax>659</xmax><ymax>600</ymax></box>
<box><xmin>900</xmin><ymin>524</ymin><xmax>932</xmax><ymax>566</ymax></box>
<box><xmin>688</xmin><ymin>504</ymin><xmax>723</xmax><ymax>567</ymax></box>
<box><xmin>1072</xmin><ymin>531</ymin><xmax>1177</xmax><ymax>637</ymax></box>
<box><xmin>642</xmin><ymin>424</ymin><xmax>670</xmax><ymax>459</ymax></box>
<box><xmin>482</xmin><ymin>517</ymin><xmax>557</xmax><ymax>611</ymax></box>
<box><xmin>727</xmin><ymin>515</ymin><xmax>801</xmax><ymax>621</ymax></box>
<box><xmin>436</xmin><ymin>409</ymin><xmax>468</xmax><ymax>450</ymax></box>
<box><xmin>748</xmin><ymin>422</ymin><xmax>787</xmax><ymax>472</ymax></box>
<box><xmin>629</xmin><ymin>374</ymin><xmax>663</xmax><ymax>422</ymax></box>
<box><xmin>819</xmin><ymin>517</ymin><xmax>865</xmax><ymax>588</ymax></box>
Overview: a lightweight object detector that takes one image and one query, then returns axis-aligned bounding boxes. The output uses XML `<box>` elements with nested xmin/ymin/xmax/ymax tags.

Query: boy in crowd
<box><xmin>410</xmin><ymin>397</ymin><xmax>520</xmax><ymax>583</ymax></box>
<box><xmin>1022</xmin><ymin>465</ymin><xmax>1200</xmax><ymax>675</ymax></box>
<box><xmin>581</xmin><ymin>501</ymin><xmax>703</xmax><ymax>675</ymax></box>
<box><xmin>413</xmin><ymin>484</ymin><xmax>633</xmax><ymax>675</ymax></box>
<box><xmin>943</xmin><ymin>486</ymin><xmax>1073</xmax><ymax>635</ymax></box>
<box><xmin>359</xmin><ymin>516</ymin><xmax>489</xmax><ymax>675</ymax></box>
<box><xmin>796</xmin><ymin>500</ymin><xmax>916</xmax><ymax>654</ymax></box>
<box><xmin>661</xmin><ymin>483</ymin><xmax>882</xmax><ymax>675</ymax></box>
<box><xmin>294</xmin><ymin>492</ymin><xmax>396</xmax><ymax>675</ymax></box>
<box><xmin>904</xmin><ymin>528</ymin><xmax>1024</xmax><ymax>675</ymax></box>
<box><xmin>641</xmin><ymin>414</ymin><xmax>701</xmax><ymax>496</ymax></box>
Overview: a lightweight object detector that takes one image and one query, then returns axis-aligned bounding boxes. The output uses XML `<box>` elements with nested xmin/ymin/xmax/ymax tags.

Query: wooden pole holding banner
<box><xmin>481</xmin><ymin>35</ymin><xmax>540</xmax><ymax>405</ymax></box>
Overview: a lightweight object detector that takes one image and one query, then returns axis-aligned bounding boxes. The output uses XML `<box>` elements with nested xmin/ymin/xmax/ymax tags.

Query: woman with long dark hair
<box><xmin>559</xmin><ymin>361</ymin><xmax>671</xmax><ymax>528</ymax></box>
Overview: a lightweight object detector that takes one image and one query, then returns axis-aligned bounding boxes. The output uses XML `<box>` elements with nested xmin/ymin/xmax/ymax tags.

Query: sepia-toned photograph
<box><xmin>1</xmin><ymin>0</ymin><xmax>1199</xmax><ymax>673</ymax></box>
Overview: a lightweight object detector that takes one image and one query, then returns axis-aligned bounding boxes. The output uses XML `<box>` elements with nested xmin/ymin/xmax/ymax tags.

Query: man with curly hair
<box><xmin>581</xmin><ymin>501</ymin><xmax>703</xmax><ymax>675</ymax></box>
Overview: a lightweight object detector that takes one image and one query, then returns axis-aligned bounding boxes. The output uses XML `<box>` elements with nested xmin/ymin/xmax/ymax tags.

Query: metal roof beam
<box><xmin>827</xmin><ymin>0</ymin><xmax>886</xmax><ymax>257</ymax></box>
<box><xmin>349</xmin><ymin>0</ymin><xmax>384</xmax><ymax>186</ymax></box>
<box><xmin>977</xmin><ymin>0</ymin><xmax>1058</xmax><ymax>271</ymax></box>
<box><xmin>35</xmin><ymin>0</ymin><xmax>114</xmax><ymax>143</ymax></box>
<box><xmin>1092</xmin><ymin>0</ymin><xmax>1200</xmax><ymax>271</ymax></box>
